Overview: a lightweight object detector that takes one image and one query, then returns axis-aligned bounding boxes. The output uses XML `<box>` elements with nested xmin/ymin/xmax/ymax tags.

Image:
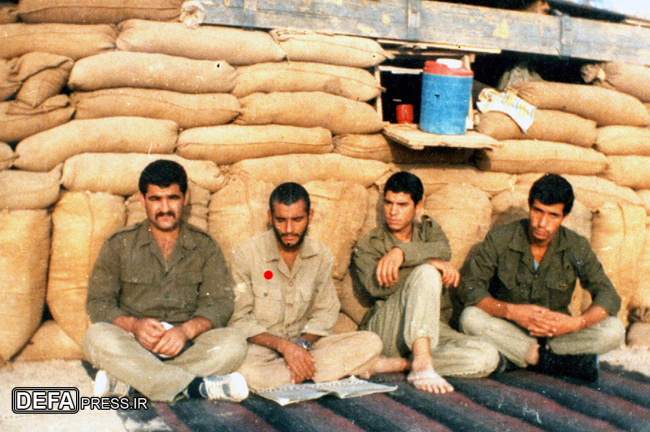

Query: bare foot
<box><xmin>408</xmin><ymin>338</ymin><xmax>454</xmax><ymax>394</ymax></box>
<box><xmin>360</xmin><ymin>356</ymin><xmax>411</xmax><ymax>378</ymax></box>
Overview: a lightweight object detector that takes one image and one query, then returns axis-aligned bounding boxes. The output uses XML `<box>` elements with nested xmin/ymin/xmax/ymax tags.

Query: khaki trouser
<box><xmin>83</xmin><ymin>323</ymin><xmax>248</xmax><ymax>402</ymax></box>
<box><xmin>237</xmin><ymin>331</ymin><xmax>383</xmax><ymax>390</ymax></box>
<box><xmin>364</xmin><ymin>264</ymin><xmax>500</xmax><ymax>378</ymax></box>
<box><xmin>459</xmin><ymin>306</ymin><xmax>626</xmax><ymax>368</ymax></box>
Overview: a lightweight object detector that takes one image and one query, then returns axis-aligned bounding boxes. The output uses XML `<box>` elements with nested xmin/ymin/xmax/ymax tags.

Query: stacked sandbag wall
<box><xmin>1</xmin><ymin>0</ymin><xmax>650</xmax><ymax>361</ymax></box>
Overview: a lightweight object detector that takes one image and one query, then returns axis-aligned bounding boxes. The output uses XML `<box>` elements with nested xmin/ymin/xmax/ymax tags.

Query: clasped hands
<box><xmin>375</xmin><ymin>247</ymin><xmax>460</xmax><ymax>288</ymax></box>
<box><xmin>279</xmin><ymin>339</ymin><xmax>317</xmax><ymax>384</ymax></box>
<box><xmin>133</xmin><ymin>318</ymin><xmax>190</xmax><ymax>357</ymax></box>
<box><xmin>509</xmin><ymin>304</ymin><xmax>582</xmax><ymax>338</ymax></box>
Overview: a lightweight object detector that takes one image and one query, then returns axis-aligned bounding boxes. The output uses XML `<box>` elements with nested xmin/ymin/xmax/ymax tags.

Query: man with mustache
<box><xmin>229</xmin><ymin>182</ymin><xmax>382</xmax><ymax>390</ymax></box>
<box><xmin>83</xmin><ymin>160</ymin><xmax>249</xmax><ymax>402</ymax></box>
<box><xmin>458</xmin><ymin>174</ymin><xmax>625</xmax><ymax>381</ymax></box>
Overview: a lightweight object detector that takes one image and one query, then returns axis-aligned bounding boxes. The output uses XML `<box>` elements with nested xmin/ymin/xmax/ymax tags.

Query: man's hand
<box><xmin>132</xmin><ymin>318</ymin><xmax>166</xmax><ymax>350</ymax></box>
<box><xmin>152</xmin><ymin>326</ymin><xmax>189</xmax><ymax>357</ymax></box>
<box><xmin>376</xmin><ymin>247</ymin><xmax>405</xmax><ymax>287</ymax></box>
<box><xmin>508</xmin><ymin>304</ymin><xmax>581</xmax><ymax>337</ymax></box>
<box><xmin>427</xmin><ymin>259</ymin><xmax>460</xmax><ymax>287</ymax></box>
<box><xmin>279</xmin><ymin>341</ymin><xmax>317</xmax><ymax>384</ymax></box>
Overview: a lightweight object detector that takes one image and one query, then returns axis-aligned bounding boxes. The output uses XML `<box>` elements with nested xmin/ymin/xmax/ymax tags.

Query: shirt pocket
<box><xmin>546</xmin><ymin>260</ymin><xmax>576</xmax><ymax>311</ymax></box>
<box><xmin>119</xmin><ymin>267</ymin><xmax>154</xmax><ymax>313</ymax></box>
<box><xmin>174</xmin><ymin>271</ymin><xmax>202</xmax><ymax>311</ymax></box>
<box><xmin>252</xmin><ymin>282</ymin><xmax>283</xmax><ymax>324</ymax></box>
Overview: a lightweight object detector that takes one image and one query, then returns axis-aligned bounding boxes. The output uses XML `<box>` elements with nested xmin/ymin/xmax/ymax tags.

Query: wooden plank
<box><xmin>202</xmin><ymin>0</ymin><xmax>650</xmax><ymax>65</ymax></box>
<box><xmin>382</xmin><ymin>124</ymin><xmax>501</xmax><ymax>150</ymax></box>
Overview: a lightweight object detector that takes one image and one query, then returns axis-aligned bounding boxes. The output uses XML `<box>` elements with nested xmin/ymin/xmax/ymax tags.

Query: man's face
<box><xmin>383</xmin><ymin>191</ymin><xmax>421</xmax><ymax>236</ymax></box>
<box><xmin>268</xmin><ymin>200</ymin><xmax>313</xmax><ymax>251</ymax></box>
<box><xmin>139</xmin><ymin>183</ymin><xmax>188</xmax><ymax>233</ymax></box>
<box><xmin>528</xmin><ymin>199</ymin><xmax>566</xmax><ymax>245</ymax></box>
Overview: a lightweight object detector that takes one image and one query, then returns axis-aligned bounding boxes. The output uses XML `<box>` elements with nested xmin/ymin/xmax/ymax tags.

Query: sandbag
<box><xmin>232</xmin><ymin>62</ymin><xmax>383</xmax><ymax>101</ymax></box>
<box><xmin>0</xmin><ymin>165</ymin><xmax>61</xmax><ymax>210</ymax></box>
<box><xmin>236</xmin><ymin>91</ymin><xmax>383</xmax><ymax>135</ymax></box>
<box><xmin>13</xmin><ymin>320</ymin><xmax>84</xmax><ymax>362</ymax></box>
<box><xmin>517</xmin><ymin>173</ymin><xmax>641</xmax><ymax>211</ymax></box>
<box><xmin>631</xmin><ymin>227</ymin><xmax>650</xmax><ymax>324</ymax></box>
<box><xmin>208</xmin><ymin>176</ymin><xmax>275</xmax><ymax>266</ymax></box>
<box><xmin>490</xmin><ymin>187</ymin><xmax>593</xmax><ymax>240</ymax></box>
<box><xmin>15</xmin><ymin>117</ymin><xmax>178</xmax><ymax>172</ymax></box>
<box><xmin>582</xmin><ymin>62</ymin><xmax>650</xmax><ymax>103</ymax></box>
<box><xmin>603</xmin><ymin>156</ymin><xmax>650</xmax><ymax>189</ymax></box>
<box><xmin>595</xmin><ymin>126</ymin><xmax>650</xmax><ymax>156</ymax></box>
<box><xmin>177</xmin><ymin>125</ymin><xmax>333</xmax><ymax>165</ymax></box>
<box><xmin>513</xmin><ymin>81</ymin><xmax>650</xmax><ymax>127</ymax></box>
<box><xmin>0</xmin><ymin>209</ymin><xmax>50</xmax><ymax>361</ymax></box>
<box><xmin>0</xmin><ymin>23</ymin><xmax>116</xmax><ymax>60</ymax></box>
<box><xmin>0</xmin><ymin>58</ymin><xmax>20</xmax><ymax>100</ymax></box>
<box><xmin>62</xmin><ymin>153</ymin><xmax>226</xmax><ymax>195</ymax></box>
<box><xmin>15</xmin><ymin>56</ymin><xmax>73</xmax><ymax>108</ymax></box>
<box><xmin>404</xmin><ymin>164</ymin><xmax>516</xmax><ymax>197</ymax></box>
<box><xmin>637</xmin><ymin>190</ymin><xmax>650</xmax><ymax>215</ymax></box>
<box><xmin>117</xmin><ymin>19</ymin><xmax>285</xmax><ymax>65</ymax></box>
<box><xmin>126</xmin><ymin>181</ymin><xmax>210</xmax><ymax>232</ymax></box>
<box><xmin>476</xmin><ymin>110</ymin><xmax>597</xmax><ymax>148</ymax></box>
<box><xmin>270</xmin><ymin>29</ymin><xmax>392</xmax><ymax>68</ymax></box>
<box><xmin>335</xmin><ymin>273</ymin><xmax>372</xmax><ymax>326</ymax></box>
<box><xmin>332</xmin><ymin>311</ymin><xmax>360</xmax><ymax>334</ymax></box>
<box><xmin>424</xmin><ymin>184</ymin><xmax>492</xmax><ymax>269</ymax></box>
<box><xmin>229</xmin><ymin>153</ymin><xmax>393</xmax><ymax>188</ymax></box>
<box><xmin>68</xmin><ymin>52</ymin><xmax>236</xmax><ymax>94</ymax></box>
<box><xmin>304</xmin><ymin>179</ymin><xmax>368</xmax><ymax>280</ymax></box>
<box><xmin>361</xmin><ymin>185</ymin><xmax>382</xmax><ymax>237</ymax></box>
<box><xmin>0</xmin><ymin>2</ymin><xmax>17</xmax><ymax>23</ymax></box>
<box><xmin>47</xmin><ymin>191</ymin><xmax>126</xmax><ymax>346</ymax></box>
<box><xmin>0</xmin><ymin>142</ymin><xmax>14</xmax><ymax>169</ymax></box>
<box><xmin>71</xmin><ymin>88</ymin><xmax>240</xmax><ymax>129</ymax></box>
<box><xmin>17</xmin><ymin>0</ymin><xmax>181</xmax><ymax>24</ymax></box>
<box><xmin>334</xmin><ymin>134</ymin><xmax>473</xmax><ymax>164</ymax></box>
<box><xmin>0</xmin><ymin>94</ymin><xmax>74</xmax><ymax>143</ymax></box>
<box><xmin>475</xmin><ymin>140</ymin><xmax>608</xmax><ymax>176</ymax></box>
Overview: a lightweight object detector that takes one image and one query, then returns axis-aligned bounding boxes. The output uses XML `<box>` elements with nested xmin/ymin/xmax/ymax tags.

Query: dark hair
<box><xmin>138</xmin><ymin>160</ymin><xmax>188</xmax><ymax>195</ymax></box>
<box><xmin>269</xmin><ymin>182</ymin><xmax>310</xmax><ymax>214</ymax></box>
<box><xmin>384</xmin><ymin>171</ymin><xmax>424</xmax><ymax>205</ymax></box>
<box><xmin>528</xmin><ymin>173</ymin><xmax>574</xmax><ymax>215</ymax></box>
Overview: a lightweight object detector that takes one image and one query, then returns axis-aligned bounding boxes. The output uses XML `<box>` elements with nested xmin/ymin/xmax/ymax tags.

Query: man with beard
<box><xmin>83</xmin><ymin>160</ymin><xmax>249</xmax><ymax>402</ymax></box>
<box><xmin>229</xmin><ymin>182</ymin><xmax>382</xmax><ymax>390</ymax></box>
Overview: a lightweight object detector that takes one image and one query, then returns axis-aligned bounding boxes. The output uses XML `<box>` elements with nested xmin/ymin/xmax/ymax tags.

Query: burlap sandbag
<box><xmin>229</xmin><ymin>153</ymin><xmax>393</xmax><ymax>188</ymax></box>
<box><xmin>334</xmin><ymin>134</ymin><xmax>474</xmax><ymax>165</ymax></box>
<box><xmin>126</xmin><ymin>181</ymin><xmax>210</xmax><ymax>232</ymax></box>
<box><xmin>476</xmin><ymin>110</ymin><xmax>597</xmax><ymax>148</ymax></box>
<box><xmin>603</xmin><ymin>156</ymin><xmax>650</xmax><ymax>189</ymax></box>
<box><xmin>208</xmin><ymin>176</ymin><xmax>275</xmax><ymax>266</ymax></box>
<box><xmin>513</xmin><ymin>81</ymin><xmax>650</xmax><ymax>127</ymax></box>
<box><xmin>0</xmin><ymin>2</ymin><xmax>17</xmax><ymax>24</ymax></box>
<box><xmin>517</xmin><ymin>173</ymin><xmax>641</xmax><ymax>211</ymax></box>
<box><xmin>68</xmin><ymin>52</ymin><xmax>236</xmax><ymax>94</ymax></box>
<box><xmin>637</xmin><ymin>190</ymin><xmax>650</xmax><ymax>215</ymax></box>
<box><xmin>335</xmin><ymin>273</ymin><xmax>372</xmax><ymax>326</ymax></box>
<box><xmin>475</xmin><ymin>140</ymin><xmax>608</xmax><ymax>176</ymax></box>
<box><xmin>631</xmin><ymin>227</ymin><xmax>650</xmax><ymax>324</ymax></box>
<box><xmin>13</xmin><ymin>320</ymin><xmax>84</xmax><ymax>361</ymax></box>
<box><xmin>232</xmin><ymin>62</ymin><xmax>383</xmax><ymax>102</ymax></box>
<box><xmin>304</xmin><ymin>179</ymin><xmax>368</xmax><ymax>280</ymax></box>
<box><xmin>17</xmin><ymin>0</ymin><xmax>181</xmax><ymax>24</ymax></box>
<box><xmin>361</xmin><ymin>185</ymin><xmax>382</xmax><ymax>237</ymax></box>
<box><xmin>595</xmin><ymin>126</ymin><xmax>650</xmax><ymax>156</ymax></box>
<box><xmin>332</xmin><ymin>311</ymin><xmax>360</xmax><ymax>334</ymax></box>
<box><xmin>582</xmin><ymin>62</ymin><xmax>650</xmax><ymax>103</ymax></box>
<box><xmin>0</xmin><ymin>95</ymin><xmax>74</xmax><ymax>143</ymax></box>
<box><xmin>62</xmin><ymin>153</ymin><xmax>225</xmax><ymax>195</ymax></box>
<box><xmin>236</xmin><ymin>92</ymin><xmax>384</xmax><ymax>135</ymax></box>
<box><xmin>590</xmin><ymin>202</ymin><xmax>646</xmax><ymax>327</ymax></box>
<box><xmin>270</xmin><ymin>29</ymin><xmax>392</xmax><ymax>68</ymax></box>
<box><xmin>15</xmin><ymin>117</ymin><xmax>178</xmax><ymax>172</ymax></box>
<box><xmin>424</xmin><ymin>184</ymin><xmax>492</xmax><ymax>269</ymax></box>
<box><xmin>72</xmin><ymin>88</ymin><xmax>240</xmax><ymax>129</ymax></box>
<box><xmin>490</xmin><ymin>187</ymin><xmax>592</xmax><ymax>240</ymax></box>
<box><xmin>177</xmin><ymin>125</ymin><xmax>333</xmax><ymax>165</ymax></box>
<box><xmin>117</xmin><ymin>19</ymin><xmax>285</xmax><ymax>65</ymax></box>
<box><xmin>404</xmin><ymin>165</ymin><xmax>516</xmax><ymax>197</ymax></box>
<box><xmin>0</xmin><ymin>209</ymin><xmax>50</xmax><ymax>361</ymax></box>
<box><xmin>0</xmin><ymin>23</ymin><xmax>116</xmax><ymax>60</ymax></box>
<box><xmin>0</xmin><ymin>58</ymin><xmax>20</xmax><ymax>100</ymax></box>
<box><xmin>15</xmin><ymin>57</ymin><xmax>73</xmax><ymax>108</ymax></box>
<box><xmin>48</xmin><ymin>191</ymin><xmax>126</xmax><ymax>346</ymax></box>
<box><xmin>0</xmin><ymin>142</ymin><xmax>14</xmax><ymax>169</ymax></box>
<box><xmin>0</xmin><ymin>165</ymin><xmax>61</xmax><ymax>210</ymax></box>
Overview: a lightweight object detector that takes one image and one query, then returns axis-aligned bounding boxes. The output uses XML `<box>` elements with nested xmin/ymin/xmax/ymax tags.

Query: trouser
<box><xmin>83</xmin><ymin>322</ymin><xmax>248</xmax><ymax>402</ymax></box>
<box><xmin>364</xmin><ymin>264</ymin><xmax>500</xmax><ymax>378</ymax></box>
<box><xmin>237</xmin><ymin>331</ymin><xmax>383</xmax><ymax>391</ymax></box>
<box><xmin>459</xmin><ymin>306</ymin><xmax>626</xmax><ymax>368</ymax></box>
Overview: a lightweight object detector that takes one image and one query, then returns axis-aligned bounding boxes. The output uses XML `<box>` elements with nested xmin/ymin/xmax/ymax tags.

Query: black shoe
<box><xmin>535</xmin><ymin>346</ymin><xmax>599</xmax><ymax>382</ymax></box>
<box><xmin>494</xmin><ymin>354</ymin><xmax>518</xmax><ymax>374</ymax></box>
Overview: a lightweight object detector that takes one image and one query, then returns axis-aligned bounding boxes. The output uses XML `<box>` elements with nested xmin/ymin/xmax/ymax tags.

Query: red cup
<box><xmin>396</xmin><ymin>104</ymin><xmax>414</xmax><ymax>124</ymax></box>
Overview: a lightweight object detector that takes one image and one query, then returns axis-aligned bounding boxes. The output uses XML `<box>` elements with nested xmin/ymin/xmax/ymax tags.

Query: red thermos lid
<box><xmin>423</xmin><ymin>60</ymin><xmax>474</xmax><ymax>77</ymax></box>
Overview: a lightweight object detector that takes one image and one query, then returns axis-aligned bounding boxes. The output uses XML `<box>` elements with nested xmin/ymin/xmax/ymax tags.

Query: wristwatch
<box><xmin>295</xmin><ymin>339</ymin><xmax>312</xmax><ymax>350</ymax></box>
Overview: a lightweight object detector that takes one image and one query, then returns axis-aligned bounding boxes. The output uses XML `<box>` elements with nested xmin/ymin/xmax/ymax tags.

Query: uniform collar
<box><xmin>509</xmin><ymin>219</ymin><xmax>570</xmax><ymax>254</ymax></box>
<box><xmin>262</xmin><ymin>229</ymin><xmax>318</xmax><ymax>263</ymax></box>
<box><xmin>134</xmin><ymin>220</ymin><xmax>197</xmax><ymax>252</ymax></box>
